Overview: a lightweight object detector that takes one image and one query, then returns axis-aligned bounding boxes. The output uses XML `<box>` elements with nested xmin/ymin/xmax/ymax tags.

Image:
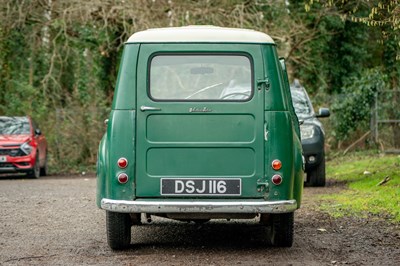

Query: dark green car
<box><xmin>97</xmin><ymin>26</ymin><xmax>304</xmax><ymax>250</ymax></box>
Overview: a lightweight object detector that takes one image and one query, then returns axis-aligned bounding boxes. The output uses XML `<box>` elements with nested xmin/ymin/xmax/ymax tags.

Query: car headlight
<box><xmin>20</xmin><ymin>142</ymin><xmax>33</xmax><ymax>155</ymax></box>
<box><xmin>300</xmin><ymin>125</ymin><xmax>315</xmax><ymax>140</ymax></box>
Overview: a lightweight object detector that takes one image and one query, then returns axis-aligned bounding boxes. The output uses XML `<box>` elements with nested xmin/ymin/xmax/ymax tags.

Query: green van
<box><xmin>96</xmin><ymin>26</ymin><xmax>304</xmax><ymax>249</ymax></box>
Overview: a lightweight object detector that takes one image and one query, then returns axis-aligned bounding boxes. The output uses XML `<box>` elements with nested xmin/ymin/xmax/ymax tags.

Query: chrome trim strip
<box><xmin>140</xmin><ymin>106</ymin><xmax>162</xmax><ymax>112</ymax></box>
<box><xmin>101</xmin><ymin>199</ymin><xmax>297</xmax><ymax>214</ymax></box>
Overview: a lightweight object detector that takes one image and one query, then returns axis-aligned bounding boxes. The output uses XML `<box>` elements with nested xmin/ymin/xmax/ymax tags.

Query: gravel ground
<box><xmin>0</xmin><ymin>174</ymin><xmax>399</xmax><ymax>266</ymax></box>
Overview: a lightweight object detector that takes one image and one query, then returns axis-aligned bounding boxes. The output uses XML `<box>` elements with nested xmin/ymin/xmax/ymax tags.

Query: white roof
<box><xmin>126</xmin><ymin>26</ymin><xmax>275</xmax><ymax>44</ymax></box>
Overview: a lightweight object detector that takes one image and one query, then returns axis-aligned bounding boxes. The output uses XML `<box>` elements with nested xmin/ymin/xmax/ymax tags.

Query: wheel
<box><xmin>40</xmin><ymin>154</ymin><xmax>48</xmax><ymax>176</ymax></box>
<box><xmin>270</xmin><ymin>212</ymin><xmax>294</xmax><ymax>247</ymax></box>
<box><xmin>27</xmin><ymin>154</ymin><xmax>40</xmax><ymax>179</ymax></box>
<box><xmin>106</xmin><ymin>211</ymin><xmax>131</xmax><ymax>250</ymax></box>
<box><xmin>307</xmin><ymin>156</ymin><xmax>326</xmax><ymax>187</ymax></box>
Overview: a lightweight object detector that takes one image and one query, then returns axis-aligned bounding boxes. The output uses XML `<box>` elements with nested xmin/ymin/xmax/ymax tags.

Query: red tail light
<box><xmin>117</xmin><ymin>157</ymin><xmax>128</xmax><ymax>168</ymax></box>
<box><xmin>117</xmin><ymin>173</ymin><xmax>129</xmax><ymax>184</ymax></box>
<box><xmin>271</xmin><ymin>174</ymin><xmax>282</xmax><ymax>185</ymax></box>
<box><xmin>272</xmin><ymin>159</ymin><xmax>282</xmax><ymax>170</ymax></box>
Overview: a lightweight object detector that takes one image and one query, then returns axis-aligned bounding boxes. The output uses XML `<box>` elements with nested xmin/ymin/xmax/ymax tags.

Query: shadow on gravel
<box><xmin>128</xmin><ymin>219</ymin><xmax>274</xmax><ymax>250</ymax></box>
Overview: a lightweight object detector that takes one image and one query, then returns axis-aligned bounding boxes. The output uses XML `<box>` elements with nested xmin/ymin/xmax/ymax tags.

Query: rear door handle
<box><xmin>140</xmin><ymin>106</ymin><xmax>162</xmax><ymax>112</ymax></box>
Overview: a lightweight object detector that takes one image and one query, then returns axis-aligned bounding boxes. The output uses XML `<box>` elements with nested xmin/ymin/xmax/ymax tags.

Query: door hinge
<box><xmin>257</xmin><ymin>78</ymin><xmax>270</xmax><ymax>90</ymax></box>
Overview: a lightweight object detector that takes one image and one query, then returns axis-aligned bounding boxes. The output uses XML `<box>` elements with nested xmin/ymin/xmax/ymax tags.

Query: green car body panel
<box><xmin>97</xmin><ymin>26</ymin><xmax>303</xmax><ymax>249</ymax></box>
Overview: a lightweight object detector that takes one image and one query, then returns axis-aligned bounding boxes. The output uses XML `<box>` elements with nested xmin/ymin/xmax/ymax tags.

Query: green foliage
<box><xmin>1</xmin><ymin>80</ymin><xmax>48</xmax><ymax>118</ymax></box>
<box><xmin>322</xmin><ymin>152</ymin><xmax>400</xmax><ymax>222</ymax></box>
<box><xmin>289</xmin><ymin>1</ymin><xmax>377</xmax><ymax>94</ymax></box>
<box><xmin>330</xmin><ymin>68</ymin><xmax>387</xmax><ymax>140</ymax></box>
<box><xmin>325</xmin><ymin>20</ymin><xmax>371</xmax><ymax>92</ymax></box>
<box><xmin>305</xmin><ymin>0</ymin><xmax>400</xmax><ymax>30</ymax></box>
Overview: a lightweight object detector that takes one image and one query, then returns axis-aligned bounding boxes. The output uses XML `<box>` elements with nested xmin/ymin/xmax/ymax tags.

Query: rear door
<box><xmin>135</xmin><ymin>44</ymin><xmax>265</xmax><ymax>198</ymax></box>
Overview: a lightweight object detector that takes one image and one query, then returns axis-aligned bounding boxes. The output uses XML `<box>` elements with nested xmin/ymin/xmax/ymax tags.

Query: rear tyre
<box><xmin>270</xmin><ymin>212</ymin><xmax>294</xmax><ymax>247</ymax></box>
<box><xmin>40</xmin><ymin>154</ymin><xmax>48</xmax><ymax>176</ymax></box>
<box><xmin>307</xmin><ymin>156</ymin><xmax>326</xmax><ymax>187</ymax></box>
<box><xmin>106</xmin><ymin>211</ymin><xmax>131</xmax><ymax>250</ymax></box>
<box><xmin>27</xmin><ymin>154</ymin><xmax>40</xmax><ymax>179</ymax></box>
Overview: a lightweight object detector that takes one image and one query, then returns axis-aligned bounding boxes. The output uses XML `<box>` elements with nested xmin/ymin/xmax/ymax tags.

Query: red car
<box><xmin>0</xmin><ymin>116</ymin><xmax>48</xmax><ymax>178</ymax></box>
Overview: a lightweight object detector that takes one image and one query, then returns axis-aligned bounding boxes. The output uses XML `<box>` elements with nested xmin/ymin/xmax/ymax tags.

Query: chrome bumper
<box><xmin>101</xmin><ymin>198</ymin><xmax>297</xmax><ymax>214</ymax></box>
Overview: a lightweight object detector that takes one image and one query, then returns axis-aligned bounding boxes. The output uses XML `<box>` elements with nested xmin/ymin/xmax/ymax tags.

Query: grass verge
<box><xmin>321</xmin><ymin>151</ymin><xmax>400</xmax><ymax>222</ymax></box>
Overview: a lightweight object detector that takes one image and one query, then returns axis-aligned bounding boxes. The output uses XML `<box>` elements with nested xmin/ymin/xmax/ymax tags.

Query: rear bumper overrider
<box><xmin>101</xmin><ymin>198</ymin><xmax>297</xmax><ymax>214</ymax></box>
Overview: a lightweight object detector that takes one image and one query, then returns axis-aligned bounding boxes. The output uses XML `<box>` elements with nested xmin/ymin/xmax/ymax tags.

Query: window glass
<box><xmin>0</xmin><ymin>117</ymin><xmax>30</xmax><ymax>135</ymax></box>
<box><xmin>291</xmin><ymin>89</ymin><xmax>311</xmax><ymax>115</ymax></box>
<box><xmin>150</xmin><ymin>55</ymin><xmax>252</xmax><ymax>101</ymax></box>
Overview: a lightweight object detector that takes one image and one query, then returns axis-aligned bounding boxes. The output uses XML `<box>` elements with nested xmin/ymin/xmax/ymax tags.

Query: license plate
<box><xmin>161</xmin><ymin>178</ymin><xmax>241</xmax><ymax>196</ymax></box>
<box><xmin>0</xmin><ymin>156</ymin><xmax>6</xmax><ymax>162</ymax></box>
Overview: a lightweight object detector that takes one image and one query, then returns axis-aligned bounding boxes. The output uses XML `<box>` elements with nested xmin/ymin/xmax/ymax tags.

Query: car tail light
<box><xmin>271</xmin><ymin>174</ymin><xmax>282</xmax><ymax>185</ymax></box>
<box><xmin>117</xmin><ymin>173</ymin><xmax>129</xmax><ymax>184</ymax></box>
<box><xmin>272</xmin><ymin>159</ymin><xmax>282</xmax><ymax>170</ymax></box>
<box><xmin>117</xmin><ymin>157</ymin><xmax>128</xmax><ymax>168</ymax></box>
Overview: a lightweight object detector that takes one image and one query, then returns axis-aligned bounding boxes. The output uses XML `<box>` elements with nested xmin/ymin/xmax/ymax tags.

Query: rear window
<box><xmin>291</xmin><ymin>89</ymin><xmax>312</xmax><ymax>115</ymax></box>
<box><xmin>150</xmin><ymin>54</ymin><xmax>252</xmax><ymax>101</ymax></box>
<box><xmin>0</xmin><ymin>117</ymin><xmax>30</xmax><ymax>135</ymax></box>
